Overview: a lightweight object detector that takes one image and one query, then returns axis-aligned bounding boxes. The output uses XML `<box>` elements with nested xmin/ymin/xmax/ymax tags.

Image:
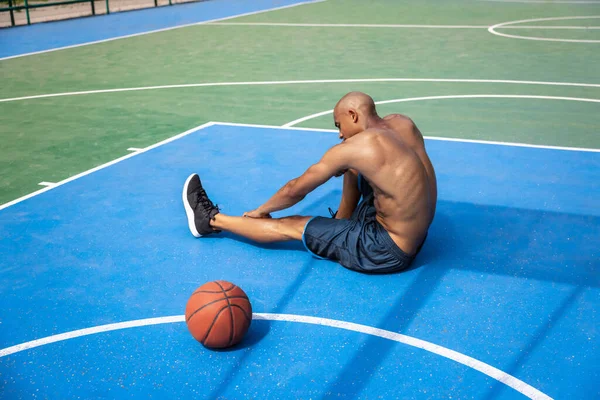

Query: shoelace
<box><xmin>195</xmin><ymin>188</ymin><xmax>215</xmax><ymax>213</ymax></box>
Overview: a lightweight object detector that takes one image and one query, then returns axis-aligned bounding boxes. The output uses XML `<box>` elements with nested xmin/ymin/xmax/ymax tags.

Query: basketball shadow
<box><xmin>210</xmin><ymin>318</ymin><xmax>271</xmax><ymax>353</ymax></box>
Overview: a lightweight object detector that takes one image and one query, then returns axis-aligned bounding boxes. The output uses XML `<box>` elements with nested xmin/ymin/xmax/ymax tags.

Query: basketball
<box><xmin>185</xmin><ymin>280</ymin><xmax>252</xmax><ymax>349</ymax></box>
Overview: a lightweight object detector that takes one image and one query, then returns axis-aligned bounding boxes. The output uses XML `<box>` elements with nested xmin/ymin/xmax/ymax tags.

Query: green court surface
<box><xmin>1</xmin><ymin>0</ymin><xmax>599</xmax><ymax>205</ymax></box>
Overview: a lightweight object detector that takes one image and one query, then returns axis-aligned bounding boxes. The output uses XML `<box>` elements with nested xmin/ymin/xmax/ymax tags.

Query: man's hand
<box><xmin>243</xmin><ymin>209</ymin><xmax>272</xmax><ymax>219</ymax></box>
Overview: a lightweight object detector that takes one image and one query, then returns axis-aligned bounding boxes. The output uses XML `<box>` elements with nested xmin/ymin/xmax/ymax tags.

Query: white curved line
<box><xmin>283</xmin><ymin>94</ymin><xmax>600</xmax><ymax>127</ymax></box>
<box><xmin>0</xmin><ymin>313</ymin><xmax>552</xmax><ymax>400</ymax></box>
<box><xmin>488</xmin><ymin>16</ymin><xmax>600</xmax><ymax>43</ymax></box>
<box><xmin>217</xmin><ymin>121</ymin><xmax>600</xmax><ymax>152</ymax></box>
<box><xmin>0</xmin><ymin>315</ymin><xmax>185</xmax><ymax>358</ymax></box>
<box><xmin>2</xmin><ymin>78</ymin><xmax>600</xmax><ymax>104</ymax></box>
<box><xmin>257</xmin><ymin>314</ymin><xmax>553</xmax><ymax>400</ymax></box>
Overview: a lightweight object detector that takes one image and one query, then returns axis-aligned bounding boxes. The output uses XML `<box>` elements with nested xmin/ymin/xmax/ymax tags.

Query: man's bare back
<box><xmin>346</xmin><ymin>114</ymin><xmax>437</xmax><ymax>255</ymax></box>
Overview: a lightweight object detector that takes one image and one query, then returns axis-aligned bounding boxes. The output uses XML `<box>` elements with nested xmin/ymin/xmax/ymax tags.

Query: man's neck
<box><xmin>365</xmin><ymin>115</ymin><xmax>384</xmax><ymax>130</ymax></box>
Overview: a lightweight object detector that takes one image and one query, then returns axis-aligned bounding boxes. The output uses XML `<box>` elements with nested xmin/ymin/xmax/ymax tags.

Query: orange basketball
<box><xmin>185</xmin><ymin>280</ymin><xmax>252</xmax><ymax>349</ymax></box>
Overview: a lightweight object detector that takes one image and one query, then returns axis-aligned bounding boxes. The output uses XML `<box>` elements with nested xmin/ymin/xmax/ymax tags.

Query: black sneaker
<box><xmin>182</xmin><ymin>173</ymin><xmax>220</xmax><ymax>237</ymax></box>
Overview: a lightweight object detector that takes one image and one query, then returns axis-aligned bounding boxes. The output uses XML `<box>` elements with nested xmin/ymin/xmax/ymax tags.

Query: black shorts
<box><xmin>302</xmin><ymin>175</ymin><xmax>426</xmax><ymax>273</ymax></box>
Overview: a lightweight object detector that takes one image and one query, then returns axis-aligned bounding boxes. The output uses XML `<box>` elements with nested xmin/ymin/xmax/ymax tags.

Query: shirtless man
<box><xmin>183</xmin><ymin>92</ymin><xmax>437</xmax><ymax>273</ymax></box>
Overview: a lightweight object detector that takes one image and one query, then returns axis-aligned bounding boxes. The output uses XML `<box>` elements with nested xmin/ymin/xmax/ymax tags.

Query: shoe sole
<box><xmin>182</xmin><ymin>173</ymin><xmax>201</xmax><ymax>238</ymax></box>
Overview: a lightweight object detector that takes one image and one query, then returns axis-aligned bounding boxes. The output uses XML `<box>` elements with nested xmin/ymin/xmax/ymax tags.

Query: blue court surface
<box><xmin>0</xmin><ymin>0</ymin><xmax>314</xmax><ymax>59</ymax></box>
<box><xmin>0</xmin><ymin>123</ymin><xmax>598</xmax><ymax>399</ymax></box>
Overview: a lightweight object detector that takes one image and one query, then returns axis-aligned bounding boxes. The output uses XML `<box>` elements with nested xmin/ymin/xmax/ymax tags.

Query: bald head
<box><xmin>335</xmin><ymin>92</ymin><xmax>377</xmax><ymax>116</ymax></box>
<box><xmin>333</xmin><ymin>92</ymin><xmax>379</xmax><ymax>140</ymax></box>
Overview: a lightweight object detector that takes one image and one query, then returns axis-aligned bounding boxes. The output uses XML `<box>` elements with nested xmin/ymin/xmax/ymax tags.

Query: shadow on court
<box><xmin>197</xmin><ymin>193</ymin><xmax>599</xmax><ymax>397</ymax></box>
<box><xmin>206</xmin><ymin>192</ymin><xmax>338</xmax><ymax>399</ymax></box>
<box><xmin>321</xmin><ymin>199</ymin><xmax>598</xmax><ymax>398</ymax></box>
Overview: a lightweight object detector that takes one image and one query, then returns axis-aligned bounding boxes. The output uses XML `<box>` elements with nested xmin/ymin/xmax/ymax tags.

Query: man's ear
<box><xmin>349</xmin><ymin>109</ymin><xmax>359</xmax><ymax>123</ymax></box>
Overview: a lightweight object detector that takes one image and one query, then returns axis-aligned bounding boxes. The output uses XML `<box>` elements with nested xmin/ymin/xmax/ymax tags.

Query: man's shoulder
<box><xmin>383</xmin><ymin>113</ymin><xmax>412</xmax><ymax>122</ymax></box>
<box><xmin>354</xmin><ymin>128</ymin><xmax>412</xmax><ymax>155</ymax></box>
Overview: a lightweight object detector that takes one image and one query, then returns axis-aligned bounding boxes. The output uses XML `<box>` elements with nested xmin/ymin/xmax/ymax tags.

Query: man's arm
<box><xmin>249</xmin><ymin>142</ymin><xmax>353</xmax><ymax>217</ymax></box>
<box><xmin>334</xmin><ymin>169</ymin><xmax>361</xmax><ymax>219</ymax></box>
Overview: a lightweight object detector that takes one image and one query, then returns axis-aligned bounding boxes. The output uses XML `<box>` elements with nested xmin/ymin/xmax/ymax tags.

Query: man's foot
<box><xmin>182</xmin><ymin>173</ymin><xmax>220</xmax><ymax>237</ymax></box>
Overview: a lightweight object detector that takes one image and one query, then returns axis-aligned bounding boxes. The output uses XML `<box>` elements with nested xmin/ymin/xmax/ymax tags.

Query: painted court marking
<box><xmin>284</xmin><ymin>93</ymin><xmax>600</xmax><ymax>129</ymax></box>
<box><xmin>219</xmin><ymin>121</ymin><xmax>600</xmax><ymax>153</ymax></box>
<box><xmin>489</xmin><ymin>16</ymin><xmax>600</xmax><ymax>43</ymax></box>
<box><xmin>2</xmin><ymin>77</ymin><xmax>600</xmax><ymax>104</ymax></box>
<box><xmin>0</xmin><ymin>313</ymin><xmax>552</xmax><ymax>400</ymax></box>
<box><xmin>1</xmin><ymin>120</ymin><xmax>599</xmax><ymax>211</ymax></box>
<box><xmin>482</xmin><ymin>0</ymin><xmax>600</xmax><ymax>3</ymax></box>
<box><xmin>0</xmin><ymin>121</ymin><xmax>216</xmax><ymax>211</ymax></box>
<box><xmin>0</xmin><ymin>0</ymin><xmax>326</xmax><ymax>61</ymax></box>
<box><xmin>210</xmin><ymin>22</ymin><xmax>600</xmax><ymax>29</ymax></box>
<box><xmin>209</xmin><ymin>22</ymin><xmax>490</xmax><ymax>28</ymax></box>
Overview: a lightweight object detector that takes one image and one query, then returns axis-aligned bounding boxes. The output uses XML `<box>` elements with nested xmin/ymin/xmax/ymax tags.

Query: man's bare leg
<box><xmin>210</xmin><ymin>214</ymin><xmax>311</xmax><ymax>243</ymax></box>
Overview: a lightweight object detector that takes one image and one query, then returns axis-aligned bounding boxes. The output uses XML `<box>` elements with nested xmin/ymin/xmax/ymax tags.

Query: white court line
<box><xmin>0</xmin><ymin>313</ymin><xmax>553</xmax><ymax>400</ymax></box>
<box><xmin>0</xmin><ymin>121</ymin><xmax>216</xmax><ymax>211</ymax></box>
<box><xmin>507</xmin><ymin>26</ymin><xmax>600</xmax><ymax>29</ymax></box>
<box><xmin>38</xmin><ymin>182</ymin><xmax>56</xmax><ymax>187</ymax></box>
<box><xmin>482</xmin><ymin>0</ymin><xmax>600</xmax><ymax>3</ymax></box>
<box><xmin>216</xmin><ymin>121</ymin><xmax>600</xmax><ymax>153</ymax></box>
<box><xmin>1</xmin><ymin>119</ymin><xmax>598</xmax><ymax>211</ymax></box>
<box><xmin>489</xmin><ymin>16</ymin><xmax>600</xmax><ymax>43</ymax></box>
<box><xmin>282</xmin><ymin>94</ymin><xmax>600</xmax><ymax>153</ymax></box>
<box><xmin>284</xmin><ymin>93</ymin><xmax>600</xmax><ymax>127</ymax></box>
<box><xmin>2</xmin><ymin>78</ymin><xmax>600</xmax><ymax>104</ymax></box>
<box><xmin>127</xmin><ymin>147</ymin><xmax>144</xmax><ymax>152</ymax></box>
<box><xmin>0</xmin><ymin>0</ymin><xmax>326</xmax><ymax>62</ymax></box>
<box><xmin>208</xmin><ymin>22</ymin><xmax>489</xmax><ymax>28</ymax></box>
<box><xmin>209</xmin><ymin>22</ymin><xmax>600</xmax><ymax>29</ymax></box>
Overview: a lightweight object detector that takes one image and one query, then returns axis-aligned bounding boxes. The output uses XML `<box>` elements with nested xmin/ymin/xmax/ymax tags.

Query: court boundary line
<box><xmin>281</xmin><ymin>94</ymin><xmax>600</xmax><ymax>152</ymax></box>
<box><xmin>216</xmin><ymin>121</ymin><xmax>600</xmax><ymax>152</ymax></box>
<box><xmin>489</xmin><ymin>16</ymin><xmax>600</xmax><ymax>43</ymax></box>
<box><xmin>0</xmin><ymin>121</ymin><xmax>217</xmax><ymax>211</ymax></box>
<box><xmin>284</xmin><ymin>94</ymin><xmax>600</xmax><ymax>127</ymax></box>
<box><xmin>209</xmin><ymin>22</ymin><xmax>600</xmax><ymax>29</ymax></box>
<box><xmin>3</xmin><ymin>77</ymin><xmax>600</xmax><ymax>104</ymax></box>
<box><xmin>482</xmin><ymin>0</ymin><xmax>600</xmax><ymax>3</ymax></box>
<box><xmin>0</xmin><ymin>313</ymin><xmax>552</xmax><ymax>400</ymax></box>
<box><xmin>1</xmin><ymin>120</ymin><xmax>598</xmax><ymax>211</ymax></box>
<box><xmin>209</xmin><ymin>22</ymin><xmax>490</xmax><ymax>28</ymax></box>
<box><xmin>0</xmin><ymin>0</ymin><xmax>326</xmax><ymax>61</ymax></box>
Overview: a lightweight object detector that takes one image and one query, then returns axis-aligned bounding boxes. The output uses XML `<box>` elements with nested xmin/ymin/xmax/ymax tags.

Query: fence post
<box><xmin>105</xmin><ymin>0</ymin><xmax>109</xmax><ymax>14</ymax></box>
<box><xmin>90</xmin><ymin>0</ymin><xmax>95</xmax><ymax>15</ymax></box>
<box><xmin>24</xmin><ymin>0</ymin><xmax>31</xmax><ymax>25</ymax></box>
<box><xmin>8</xmin><ymin>0</ymin><xmax>15</xmax><ymax>26</ymax></box>
<box><xmin>168</xmin><ymin>0</ymin><xmax>172</xmax><ymax>5</ymax></box>
<box><xmin>154</xmin><ymin>0</ymin><xmax>158</xmax><ymax>6</ymax></box>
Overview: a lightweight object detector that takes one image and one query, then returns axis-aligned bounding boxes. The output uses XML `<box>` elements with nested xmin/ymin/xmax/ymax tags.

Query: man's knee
<box><xmin>276</xmin><ymin>216</ymin><xmax>311</xmax><ymax>240</ymax></box>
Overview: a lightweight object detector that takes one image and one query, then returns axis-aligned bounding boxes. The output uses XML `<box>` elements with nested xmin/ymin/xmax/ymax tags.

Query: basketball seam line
<box><xmin>201</xmin><ymin>304</ymin><xmax>230</xmax><ymax>344</ymax></box>
<box><xmin>230</xmin><ymin>304</ymin><xmax>252</xmax><ymax>324</ymax></box>
<box><xmin>192</xmin><ymin>289</ymin><xmax>242</xmax><ymax>295</ymax></box>
<box><xmin>215</xmin><ymin>281</ymin><xmax>235</xmax><ymax>347</ymax></box>
<box><xmin>186</xmin><ymin>296</ymin><xmax>249</xmax><ymax>322</ymax></box>
<box><xmin>192</xmin><ymin>282</ymin><xmax>236</xmax><ymax>295</ymax></box>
